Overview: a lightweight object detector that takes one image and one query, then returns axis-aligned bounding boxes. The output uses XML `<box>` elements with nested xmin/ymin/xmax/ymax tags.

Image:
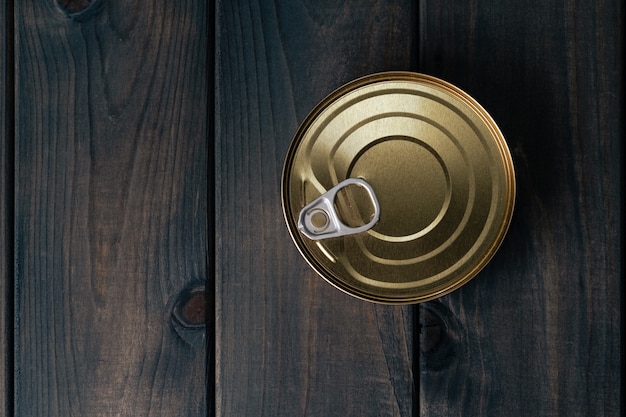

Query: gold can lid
<box><xmin>282</xmin><ymin>72</ymin><xmax>515</xmax><ymax>304</ymax></box>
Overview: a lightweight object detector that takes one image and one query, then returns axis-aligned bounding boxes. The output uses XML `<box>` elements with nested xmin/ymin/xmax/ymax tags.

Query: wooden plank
<box><xmin>418</xmin><ymin>0</ymin><xmax>622</xmax><ymax>415</ymax></box>
<box><xmin>215</xmin><ymin>1</ymin><xmax>418</xmax><ymax>416</ymax></box>
<box><xmin>14</xmin><ymin>0</ymin><xmax>209</xmax><ymax>415</ymax></box>
<box><xmin>1</xmin><ymin>0</ymin><xmax>13</xmax><ymax>413</ymax></box>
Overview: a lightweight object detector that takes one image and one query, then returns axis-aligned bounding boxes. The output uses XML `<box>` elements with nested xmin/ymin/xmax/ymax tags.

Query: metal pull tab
<box><xmin>298</xmin><ymin>178</ymin><xmax>380</xmax><ymax>240</ymax></box>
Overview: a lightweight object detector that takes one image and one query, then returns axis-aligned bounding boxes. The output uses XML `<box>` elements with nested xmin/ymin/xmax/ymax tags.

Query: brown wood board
<box><xmin>418</xmin><ymin>1</ymin><xmax>622</xmax><ymax>415</ymax></box>
<box><xmin>215</xmin><ymin>1</ymin><xmax>418</xmax><ymax>416</ymax></box>
<box><xmin>14</xmin><ymin>0</ymin><xmax>209</xmax><ymax>415</ymax></box>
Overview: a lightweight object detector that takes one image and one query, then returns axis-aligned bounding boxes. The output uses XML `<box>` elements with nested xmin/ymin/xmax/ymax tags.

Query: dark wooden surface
<box><xmin>1</xmin><ymin>0</ymin><xmax>12</xmax><ymax>414</ymax></box>
<box><xmin>13</xmin><ymin>0</ymin><xmax>208</xmax><ymax>415</ymax></box>
<box><xmin>2</xmin><ymin>0</ymin><xmax>623</xmax><ymax>416</ymax></box>
<box><xmin>418</xmin><ymin>1</ymin><xmax>622</xmax><ymax>416</ymax></box>
<box><xmin>215</xmin><ymin>1</ymin><xmax>418</xmax><ymax>415</ymax></box>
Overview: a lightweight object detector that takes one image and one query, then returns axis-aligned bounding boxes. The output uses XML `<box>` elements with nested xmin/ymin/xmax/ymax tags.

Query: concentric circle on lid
<box><xmin>282</xmin><ymin>72</ymin><xmax>515</xmax><ymax>304</ymax></box>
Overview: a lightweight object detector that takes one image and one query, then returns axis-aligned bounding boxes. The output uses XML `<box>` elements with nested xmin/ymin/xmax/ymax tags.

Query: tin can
<box><xmin>282</xmin><ymin>72</ymin><xmax>515</xmax><ymax>304</ymax></box>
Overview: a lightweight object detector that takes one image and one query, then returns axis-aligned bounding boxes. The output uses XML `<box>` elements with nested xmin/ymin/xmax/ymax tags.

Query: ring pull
<box><xmin>298</xmin><ymin>178</ymin><xmax>380</xmax><ymax>240</ymax></box>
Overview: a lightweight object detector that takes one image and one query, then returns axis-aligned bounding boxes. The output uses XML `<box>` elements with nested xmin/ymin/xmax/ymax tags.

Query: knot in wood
<box><xmin>55</xmin><ymin>0</ymin><xmax>104</xmax><ymax>20</ymax></box>
<box><xmin>419</xmin><ymin>301</ymin><xmax>462</xmax><ymax>372</ymax></box>
<box><xmin>173</xmin><ymin>286</ymin><xmax>208</xmax><ymax>328</ymax></box>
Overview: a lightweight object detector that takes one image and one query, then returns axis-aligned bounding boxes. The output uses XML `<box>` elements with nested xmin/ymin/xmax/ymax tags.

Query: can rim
<box><xmin>281</xmin><ymin>71</ymin><xmax>516</xmax><ymax>304</ymax></box>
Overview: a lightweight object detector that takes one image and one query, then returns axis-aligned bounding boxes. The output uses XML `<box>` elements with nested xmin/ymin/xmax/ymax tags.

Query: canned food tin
<box><xmin>282</xmin><ymin>72</ymin><xmax>515</xmax><ymax>304</ymax></box>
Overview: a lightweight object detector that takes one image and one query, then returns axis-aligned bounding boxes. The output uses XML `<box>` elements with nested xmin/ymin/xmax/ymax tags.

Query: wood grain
<box><xmin>14</xmin><ymin>0</ymin><xmax>209</xmax><ymax>415</ymax></box>
<box><xmin>418</xmin><ymin>0</ymin><xmax>622</xmax><ymax>415</ymax></box>
<box><xmin>1</xmin><ymin>0</ymin><xmax>13</xmax><ymax>413</ymax></box>
<box><xmin>215</xmin><ymin>1</ymin><xmax>418</xmax><ymax>415</ymax></box>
